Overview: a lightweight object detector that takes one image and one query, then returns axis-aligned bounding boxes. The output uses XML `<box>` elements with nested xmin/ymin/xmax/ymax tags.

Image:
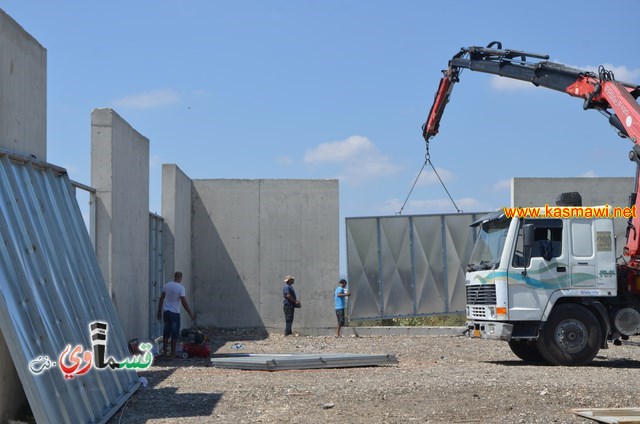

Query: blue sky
<box><xmin>2</xmin><ymin>1</ymin><xmax>640</xmax><ymax>274</ymax></box>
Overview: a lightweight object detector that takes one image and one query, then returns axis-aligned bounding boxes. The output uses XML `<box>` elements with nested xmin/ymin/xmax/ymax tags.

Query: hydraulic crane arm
<box><xmin>422</xmin><ymin>42</ymin><xmax>640</xmax><ymax>261</ymax></box>
<box><xmin>423</xmin><ymin>41</ymin><xmax>640</xmax><ymax>143</ymax></box>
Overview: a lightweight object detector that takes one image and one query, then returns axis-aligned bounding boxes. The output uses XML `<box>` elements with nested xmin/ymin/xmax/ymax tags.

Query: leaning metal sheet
<box><xmin>346</xmin><ymin>213</ymin><xmax>485</xmax><ymax>320</ymax></box>
<box><xmin>0</xmin><ymin>153</ymin><xmax>138</xmax><ymax>423</ymax></box>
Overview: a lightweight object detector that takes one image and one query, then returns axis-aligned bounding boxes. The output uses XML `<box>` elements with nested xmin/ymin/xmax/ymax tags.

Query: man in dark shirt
<box><xmin>282</xmin><ymin>275</ymin><xmax>301</xmax><ymax>336</ymax></box>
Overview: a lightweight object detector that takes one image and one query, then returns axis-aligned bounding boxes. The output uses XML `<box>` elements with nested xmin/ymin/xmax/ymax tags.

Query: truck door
<box><xmin>569</xmin><ymin>219</ymin><xmax>596</xmax><ymax>287</ymax></box>
<box><xmin>508</xmin><ymin>219</ymin><xmax>565</xmax><ymax>320</ymax></box>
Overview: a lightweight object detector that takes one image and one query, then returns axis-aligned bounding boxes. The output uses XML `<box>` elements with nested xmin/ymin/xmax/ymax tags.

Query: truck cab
<box><xmin>465</xmin><ymin>207</ymin><xmax>620</xmax><ymax>365</ymax></box>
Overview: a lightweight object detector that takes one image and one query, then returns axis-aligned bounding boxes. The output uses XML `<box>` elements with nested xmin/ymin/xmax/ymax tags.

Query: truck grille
<box><xmin>466</xmin><ymin>284</ymin><xmax>496</xmax><ymax>305</ymax></box>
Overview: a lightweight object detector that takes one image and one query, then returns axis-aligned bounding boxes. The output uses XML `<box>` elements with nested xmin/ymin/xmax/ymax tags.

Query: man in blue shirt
<box><xmin>334</xmin><ymin>279</ymin><xmax>351</xmax><ymax>337</ymax></box>
<box><xmin>283</xmin><ymin>275</ymin><xmax>301</xmax><ymax>336</ymax></box>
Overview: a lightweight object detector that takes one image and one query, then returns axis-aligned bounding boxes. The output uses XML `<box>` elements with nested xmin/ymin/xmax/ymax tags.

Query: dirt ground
<box><xmin>107</xmin><ymin>328</ymin><xmax>640</xmax><ymax>424</ymax></box>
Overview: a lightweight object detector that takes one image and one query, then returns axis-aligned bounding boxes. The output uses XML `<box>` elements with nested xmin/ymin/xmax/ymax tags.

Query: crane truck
<box><xmin>423</xmin><ymin>42</ymin><xmax>640</xmax><ymax>366</ymax></box>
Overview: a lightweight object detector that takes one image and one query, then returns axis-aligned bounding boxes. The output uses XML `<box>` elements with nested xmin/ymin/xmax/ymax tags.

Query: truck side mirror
<box><xmin>523</xmin><ymin>224</ymin><xmax>535</xmax><ymax>249</ymax></box>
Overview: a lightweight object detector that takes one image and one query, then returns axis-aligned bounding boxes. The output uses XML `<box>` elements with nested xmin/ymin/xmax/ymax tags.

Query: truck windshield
<box><xmin>468</xmin><ymin>218</ymin><xmax>511</xmax><ymax>271</ymax></box>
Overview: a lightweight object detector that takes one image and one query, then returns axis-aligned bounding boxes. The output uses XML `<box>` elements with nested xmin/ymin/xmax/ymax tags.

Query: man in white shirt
<box><xmin>156</xmin><ymin>271</ymin><xmax>196</xmax><ymax>357</ymax></box>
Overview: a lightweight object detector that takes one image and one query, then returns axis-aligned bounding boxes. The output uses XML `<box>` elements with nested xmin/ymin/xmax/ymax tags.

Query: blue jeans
<box><xmin>163</xmin><ymin>311</ymin><xmax>181</xmax><ymax>340</ymax></box>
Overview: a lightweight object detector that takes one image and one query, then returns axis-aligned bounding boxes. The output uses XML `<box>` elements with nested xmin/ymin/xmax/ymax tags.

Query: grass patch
<box><xmin>349</xmin><ymin>314</ymin><xmax>466</xmax><ymax>327</ymax></box>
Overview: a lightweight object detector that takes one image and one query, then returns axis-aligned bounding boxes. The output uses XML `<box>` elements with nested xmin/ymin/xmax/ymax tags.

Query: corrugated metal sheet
<box><xmin>211</xmin><ymin>353</ymin><xmax>398</xmax><ymax>370</ymax></box>
<box><xmin>0</xmin><ymin>151</ymin><xmax>138</xmax><ymax>423</ymax></box>
<box><xmin>149</xmin><ymin>213</ymin><xmax>164</xmax><ymax>338</ymax></box>
<box><xmin>572</xmin><ymin>408</ymin><xmax>640</xmax><ymax>423</ymax></box>
<box><xmin>346</xmin><ymin>213</ymin><xmax>485</xmax><ymax>320</ymax></box>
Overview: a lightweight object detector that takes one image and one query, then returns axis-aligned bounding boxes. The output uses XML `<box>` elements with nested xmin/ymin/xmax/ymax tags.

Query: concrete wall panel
<box><xmin>192</xmin><ymin>180</ymin><xmax>262</xmax><ymax>327</ymax></box>
<box><xmin>0</xmin><ymin>9</ymin><xmax>46</xmax><ymax>160</ymax></box>
<box><xmin>0</xmin><ymin>9</ymin><xmax>45</xmax><ymax>420</ymax></box>
<box><xmin>513</xmin><ymin>177</ymin><xmax>634</xmax><ymax>258</ymax></box>
<box><xmin>259</xmin><ymin>180</ymin><xmax>339</xmax><ymax>330</ymax></box>
<box><xmin>192</xmin><ymin>179</ymin><xmax>338</xmax><ymax>331</ymax></box>
<box><xmin>161</xmin><ymin>164</ymin><xmax>194</xmax><ymax>327</ymax></box>
<box><xmin>92</xmin><ymin>109</ymin><xmax>149</xmax><ymax>340</ymax></box>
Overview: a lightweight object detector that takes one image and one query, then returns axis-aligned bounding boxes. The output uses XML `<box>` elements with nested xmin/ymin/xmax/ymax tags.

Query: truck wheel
<box><xmin>536</xmin><ymin>304</ymin><xmax>601</xmax><ymax>366</ymax></box>
<box><xmin>507</xmin><ymin>340</ymin><xmax>548</xmax><ymax>364</ymax></box>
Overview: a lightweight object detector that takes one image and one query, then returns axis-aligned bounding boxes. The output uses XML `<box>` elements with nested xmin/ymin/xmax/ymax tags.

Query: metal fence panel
<box><xmin>346</xmin><ymin>218</ymin><xmax>381</xmax><ymax>319</ymax></box>
<box><xmin>379</xmin><ymin>217</ymin><xmax>414</xmax><ymax>317</ymax></box>
<box><xmin>347</xmin><ymin>213</ymin><xmax>485</xmax><ymax>320</ymax></box>
<box><xmin>443</xmin><ymin>214</ymin><xmax>478</xmax><ymax>312</ymax></box>
<box><xmin>0</xmin><ymin>152</ymin><xmax>138</xmax><ymax>424</ymax></box>
<box><xmin>412</xmin><ymin>215</ymin><xmax>447</xmax><ymax>315</ymax></box>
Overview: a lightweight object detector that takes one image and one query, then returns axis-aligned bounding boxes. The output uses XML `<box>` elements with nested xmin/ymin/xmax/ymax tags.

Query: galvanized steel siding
<box><xmin>0</xmin><ymin>153</ymin><xmax>138</xmax><ymax>423</ymax></box>
<box><xmin>149</xmin><ymin>213</ymin><xmax>164</xmax><ymax>338</ymax></box>
<box><xmin>346</xmin><ymin>213</ymin><xmax>484</xmax><ymax>320</ymax></box>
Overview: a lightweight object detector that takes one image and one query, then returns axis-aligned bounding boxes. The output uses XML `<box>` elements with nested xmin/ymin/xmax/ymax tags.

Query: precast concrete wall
<box><xmin>0</xmin><ymin>9</ymin><xmax>44</xmax><ymax>420</ymax></box>
<box><xmin>161</xmin><ymin>164</ymin><xmax>194</xmax><ymax>328</ymax></box>
<box><xmin>0</xmin><ymin>9</ymin><xmax>46</xmax><ymax>161</ymax></box>
<box><xmin>512</xmin><ymin>177</ymin><xmax>634</xmax><ymax>259</ymax></box>
<box><xmin>92</xmin><ymin>108</ymin><xmax>150</xmax><ymax>340</ymax></box>
<box><xmin>192</xmin><ymin>179</ymin><xmax>339</xmax><ymax>331</ymax></box>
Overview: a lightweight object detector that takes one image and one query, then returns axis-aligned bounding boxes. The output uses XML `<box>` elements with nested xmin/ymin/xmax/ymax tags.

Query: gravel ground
<box><xmin>108</xmin><ymin>328</ymin><xmax>640</xmax><ymax>424</ymax></box>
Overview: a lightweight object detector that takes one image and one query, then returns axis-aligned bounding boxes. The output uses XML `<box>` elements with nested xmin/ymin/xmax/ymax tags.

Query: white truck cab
<box><xmin>465</xmin><ymin>206</ymin><xmax>628</xmax><ymax>365</ymax></box>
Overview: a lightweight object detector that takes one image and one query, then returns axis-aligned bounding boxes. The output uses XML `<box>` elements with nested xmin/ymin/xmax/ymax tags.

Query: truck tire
<box><xmin>507</xmin><ymin>340</ymin><xmax>548</xmax><ymax>364</ymax></box>
<box><xmin>536</xmin><ymin>304</ymin><xmax>601</xmax><ymax>366</ymax></box>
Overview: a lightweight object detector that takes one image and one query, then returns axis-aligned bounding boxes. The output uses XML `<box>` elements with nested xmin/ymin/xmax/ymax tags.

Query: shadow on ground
<box><xmin>486</xmin><ymin>357</ymin><xmax>640</xmax><ymax>369</ymax></box>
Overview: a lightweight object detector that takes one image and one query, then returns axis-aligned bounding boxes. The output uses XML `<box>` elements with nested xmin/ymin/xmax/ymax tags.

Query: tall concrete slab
<box><xmin>192</xmin><ymin>179</ymin><xmax>338</xmax><ymax>331</ymax></box>
<box><xmin>258</xmin><ymin>180</ymin><xmax>339</xmax><ymax>330</ymax></box>
<box><xmin>0</xmin><ymin>9</ymin><xmax>45</xmax><ymax>420</ymax></box>
<box><xmin>161</xmin><ymin>164</ymin><xmax>194</xmax><ymax>327</ymax></box>
<box><xmin>0</xmin><ymin>9</ymin><xmax>46</xmax><ymax>160</ymax></box>
<box><xmin>91</xmin><ymin>109</ymin><xmax>150</xmax><ymax>340</ymax></box>
<box><xmin>512</xmin><ymin>177</ymin><xmax>634</xmax><ymax>258</ymax></box>
<box><xmin>192</xmin><ymin>180</ymin><xmax>261</xmax><ymax>327</ymax></box>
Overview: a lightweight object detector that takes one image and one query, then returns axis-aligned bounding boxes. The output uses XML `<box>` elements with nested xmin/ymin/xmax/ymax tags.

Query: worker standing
<box><xmin>157</xmin><ymin>271</ymin><xmax>196</xmax><ymax>357</ymax></box>
<box><xmin>334</xmin><ymin>279</ymin><xmax>350</xmax><ymax>337</ymax></box>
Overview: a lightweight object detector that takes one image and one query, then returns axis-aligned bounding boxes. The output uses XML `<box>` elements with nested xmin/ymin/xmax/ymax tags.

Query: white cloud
<box><xmin>581</xmin><ymin>64</ymin><xmax>640</xmax><ymax>84</ymax></box>
<box><xmin>304</xmin><ymin>135</ymin><xmax>376</xmax><ymax>162</ymax></box>
<box><xmin>304</xmin><ymin>135</ymin><xmax>401</xmax><ymax>185</ymax></box>
<box><xmin>492</xmin><ymin>179</ymin><xmax>512</xmax><ymax>192</ymax></box>
<box><xmin>579</xmin><ymin>170</ymin><xmax>598</xmax><ymax>178</ymax></box>
<box><xmin>490</xmin><ymin>77</ymin><xmax>535</xmax><ymax>91</ymax></box>
<box><xmin>113</xmin><ymin>89</ymin><xmax>180</xmax><ymax>109</ymax></box>
<box><xmin>416</xmin><ymin>167</ymin><xmax>455</xmax><ymax>186</ymax></box>
<box><xmin>490</xmin><ymin>63</ymin><xmax>640</xmax><ymax>91</ymax></box>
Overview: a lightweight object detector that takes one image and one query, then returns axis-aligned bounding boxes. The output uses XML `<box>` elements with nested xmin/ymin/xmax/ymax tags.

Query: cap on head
<box><xmin>284</xmin><ymin>275</ymin><xmax>295</xmax><ymax>283</ymax></box>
